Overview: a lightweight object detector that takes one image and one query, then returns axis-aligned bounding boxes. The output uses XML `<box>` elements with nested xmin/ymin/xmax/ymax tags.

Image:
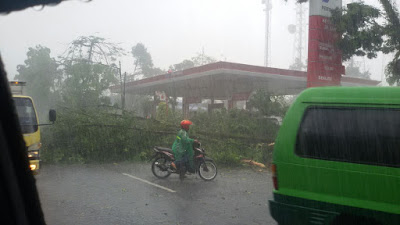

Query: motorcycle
<box><xmin>151</xmin><ymin>142</ymin><xmax>217</xmax><ymax>181</ymax></box>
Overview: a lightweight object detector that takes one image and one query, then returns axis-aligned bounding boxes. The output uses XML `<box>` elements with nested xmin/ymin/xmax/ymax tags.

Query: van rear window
<box><xmin>296</xmin><ymin>107</ymin><xmax>400</xmax><ymax>167</ymax></box>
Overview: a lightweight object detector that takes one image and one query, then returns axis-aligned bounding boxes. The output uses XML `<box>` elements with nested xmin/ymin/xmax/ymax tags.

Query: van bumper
<box><xmin>269</xmin><ymin>197</ymin><xmax>338</xmax><ymax>225</ymax></box>
<box><xmin>270</xmin><ymin>193</ymin><xmax>400</xmax><ymax>225</ymax></box>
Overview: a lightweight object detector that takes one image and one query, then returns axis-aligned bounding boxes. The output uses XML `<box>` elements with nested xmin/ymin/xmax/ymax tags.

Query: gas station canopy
<box><xmin>110</xmin><ymin>61</ymin><xmax>380</xmax><ymax>101</ymax></box>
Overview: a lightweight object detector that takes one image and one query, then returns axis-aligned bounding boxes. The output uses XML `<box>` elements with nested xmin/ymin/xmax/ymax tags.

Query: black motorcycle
<box><xmin>151</xmin><ymin>142</ymin><xmax>217</xmax><ymax>181</ymax></box>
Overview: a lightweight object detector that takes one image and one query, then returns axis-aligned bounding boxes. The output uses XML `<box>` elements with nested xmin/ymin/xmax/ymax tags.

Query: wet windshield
<box><xmin>1</xmin><ymin>0</ymin><xmax>399</xmax><ymax>224</ymax></box>
<box><xmin>13</xmin><ymin>97</ymin><xmax>38</xmax><ymax>134</ymax></box>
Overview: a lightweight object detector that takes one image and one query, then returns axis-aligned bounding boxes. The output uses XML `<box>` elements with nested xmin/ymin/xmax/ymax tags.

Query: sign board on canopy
<box><xmin>155</xmin><ymin>91</ymin><xmax>167</xmax><ymax>102</ymax></box>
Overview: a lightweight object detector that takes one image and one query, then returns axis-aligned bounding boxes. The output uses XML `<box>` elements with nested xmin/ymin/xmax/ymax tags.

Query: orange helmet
<box><xmin>180</xmin><ymin>120</ymin><xmax>193</xmax><ymax>130</ymax></box>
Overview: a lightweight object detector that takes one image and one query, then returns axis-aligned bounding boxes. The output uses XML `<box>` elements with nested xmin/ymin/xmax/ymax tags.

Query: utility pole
<box><xmin>118</xmin><ymin>61</ymin><xmax>126</xmax><ymax>111</ymax></box>
<box><xmin>123</xmin><ymin>72</ymin><xmax>126</xmax><ymax>110</ymax></box>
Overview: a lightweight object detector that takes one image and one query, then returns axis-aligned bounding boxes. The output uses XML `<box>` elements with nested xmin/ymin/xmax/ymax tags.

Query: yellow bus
<box><xmin>10</xmin><ymin>81</ymin><xmax>56</xmax><ymax>173</ymax></box>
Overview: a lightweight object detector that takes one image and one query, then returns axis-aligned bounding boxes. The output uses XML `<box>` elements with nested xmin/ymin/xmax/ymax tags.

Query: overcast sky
<box><xmin>0</xmin><ymin>0</ymin><xmax>391</xmax><ymax>82</ymax></box>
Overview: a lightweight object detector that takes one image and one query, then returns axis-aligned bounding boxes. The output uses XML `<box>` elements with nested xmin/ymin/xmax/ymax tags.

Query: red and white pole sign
<box><xmin>307</xmin><ymin>0</ymin><xmax>345</xmax><ymax>87</ymax></box>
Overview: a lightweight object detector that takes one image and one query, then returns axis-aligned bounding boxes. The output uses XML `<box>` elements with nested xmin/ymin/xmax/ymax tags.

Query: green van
<box><xmin>269</xmin><ymin>87</ymin><xmax>400</xmax><ymax>225</ymax></box>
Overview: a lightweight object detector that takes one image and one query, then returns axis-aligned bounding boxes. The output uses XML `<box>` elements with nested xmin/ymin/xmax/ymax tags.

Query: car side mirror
<box><xmin>49</xmin><ymin>109</ymin><xmax>56</xmax><ymax>122</ymax></box>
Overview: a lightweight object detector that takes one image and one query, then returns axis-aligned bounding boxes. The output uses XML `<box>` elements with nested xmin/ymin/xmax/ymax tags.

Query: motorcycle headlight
<box><xmin>28</xmin><ymin>142</ymin><xmax>42</xmax><ymax>151</ymax></box>
<box><xmin>28</xmin><ymin>150</ymin><xmax>39</xmax><ymax>158</ymax></box>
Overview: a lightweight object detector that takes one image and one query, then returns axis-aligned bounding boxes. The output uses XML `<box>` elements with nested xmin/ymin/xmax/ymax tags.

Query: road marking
<box><xmin>122</xmin><ymin>173</ymin><xmax>176</xmax><ymax>193</ymax></box>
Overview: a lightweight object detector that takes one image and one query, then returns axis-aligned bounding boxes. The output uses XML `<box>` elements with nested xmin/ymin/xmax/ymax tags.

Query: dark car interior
<box><xmin>0</xmin><ymin>1</ymin><xmax>65</xmax><ymax>224</ymax></box>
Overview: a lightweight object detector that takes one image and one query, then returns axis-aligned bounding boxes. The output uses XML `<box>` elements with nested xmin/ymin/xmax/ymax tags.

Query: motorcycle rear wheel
<box><xmin>198</xmin><ymin>160</ymin><xmax>217</xmax><ymax>181</ymax></box>
<box><xmin>151</xmin><ymin>157</ymin><xmax>172</xmax><ymax>179</ymax></box>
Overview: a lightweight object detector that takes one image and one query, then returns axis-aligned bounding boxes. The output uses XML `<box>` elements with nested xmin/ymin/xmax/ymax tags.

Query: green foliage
<box><xmin>191</xmin><ymin>51</ymin><xmax>217</xmax><ymax>66</ymax></box>
<box><xmin>61</xmin><ymin>61</ymin><xmax>116</xmax><ymax>107</ymax></box>
<box><xmin>15</xmin><ymin>45</ymin><xmax>61</xmax><ymax>120</ymax></box>
<box><xmin>293</xmin><ymin>0</ymin><xmax>400</xmax><ymax>84</ymax></box>
<box><xmin>329</xmin><ymin>0</ymin><xmax>400</xmax><ymax>84</ymax></box>
<box><xmin>15</xmin><ymin>36</ymin><xmax>280</xmax><ymax>167</ymax></box>
<box><xmin>156</xmin><ymin>102</ymin><xmax>168</xmax><ymax>121</ymax></box>
<box><xmin>212</xmin><ymin>148</ymin><xmax>241</xmax><ymax>166</ymax></box>
<box><xmin>247</xmin><ymin>89</ymin><xmax>288</xmax><ymax>117</ymax></box>
<box><xmin>379</xmin><ymin>0</ymin><xmax>400</xmax><ymax>51</ymax></box>
<box><xmin>345</xmin><ymin>58</ymin><xmax>371</xmax><ymax>79</ymax></box>
<box><xmin>289</xmin><ymin>58</ymin><xmax>306</xmax><ymax>71</ymax></box>
<box><xmin>332</xmin><ymin>2</ymin><xmax>384</xmax><ymax>60</ymax></box>
<box><xmin>41</xmin><ymin>106</ymin><xmax>279</xmax><ymax>167</ymax></box>
<box><xmin>132</xmin><ymin>43</ymin><xmax>153</xmax><ymax>70</ymax></box>
<box><xmin>125</xmin><ymin>95</ymin><xmax>154</xmax><ymax>117</ymax></box>
<box><xmin>168</xmin><ymin>52</ymin><xmax>217</xmax><ymax>72</ymax></box>
<box><xmin>59</xmin><ymin>36</ymin><xmax>123</xmax><ymax>107</ymax></box>
<box><xmin>189</xmin><ymin>109</ymin><xmax>279</xmax><ymax>166</ymax></box>
<box><xmin>169</xmin><ymin>59</ymin><xmax>195</xmax><ymax>71</ymax></box>
<box><xmin>331</xmin><ymin>3</ymin><xmax>384</xmax><ymax>61</ymax></box>
<box><xmin>131</xmin><ymin>43</ymin><xmax>165</xmax><ymax>77</ymax></box>
<box><xmin>64</xmin><ymin>36</ymin><xmax>123</xmax><ymax>64</ymax></box>
<box><xmin>156</xmin><ymin>102</ymin><xmax>172</xmax><ymax>122</ymax></box>
<box><xmin>41</xmin><ymin>106</ymin><xmax>173</xmax><ymax>163</ymax></box>
<box><xmin>385</xmin><ymin>52</ymin><xmax>400</xmax><ymax>85</ymax></box>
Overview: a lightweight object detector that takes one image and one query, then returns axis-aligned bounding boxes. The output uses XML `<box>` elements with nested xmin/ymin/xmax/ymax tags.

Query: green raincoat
<box><xmin>172</xmin><ymin>129</ymin><xmax>194</xmax><ymax>169</ymax></box>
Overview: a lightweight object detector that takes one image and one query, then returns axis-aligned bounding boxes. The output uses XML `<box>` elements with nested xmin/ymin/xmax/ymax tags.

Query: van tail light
<box><xmin>271</xmin><ymin>163</ymin><xmax>278</xmax><ymax>190</ymax></box>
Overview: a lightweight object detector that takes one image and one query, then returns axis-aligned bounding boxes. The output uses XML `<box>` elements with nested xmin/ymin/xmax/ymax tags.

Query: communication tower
<box><xmin>262</xmin><ymin>0</ymin><xmax>272</xmax><ymax>67</ymax></box>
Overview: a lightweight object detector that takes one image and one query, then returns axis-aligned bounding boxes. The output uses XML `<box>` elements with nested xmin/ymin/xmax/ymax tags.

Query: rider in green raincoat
<box><xmin>171</xmin><ymin>120</ymin><xmax>195</xmax><ymax>171</ymax></box>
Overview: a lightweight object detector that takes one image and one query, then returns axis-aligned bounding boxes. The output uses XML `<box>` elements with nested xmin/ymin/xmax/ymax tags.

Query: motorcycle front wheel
<box><xmin>198</xmin><ymin>159</ymin><xmax>217</xmax><ymax>181</ymax></box>
<box><xmin>151</xmin><ymin>157</ymin><xmax>172</xmax><ymax>179</ymax></box>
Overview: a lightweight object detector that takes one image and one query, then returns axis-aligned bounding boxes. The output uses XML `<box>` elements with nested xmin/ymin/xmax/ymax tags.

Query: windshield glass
<box><xmin>13</xmin><ymin>97</ymin><xmax>38</xmax><ymax>134</ymax></box>
<box><xmin>1</xmin><ymin>0</ymin><xmax>398</xmax><ymax>224</ymax></box>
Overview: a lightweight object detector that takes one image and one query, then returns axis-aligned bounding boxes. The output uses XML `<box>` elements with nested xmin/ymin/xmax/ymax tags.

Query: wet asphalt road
<box><xmin>36</xmin><ymin>163</ymin><xmax>277</xmax><ymax>225</ymax></box>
